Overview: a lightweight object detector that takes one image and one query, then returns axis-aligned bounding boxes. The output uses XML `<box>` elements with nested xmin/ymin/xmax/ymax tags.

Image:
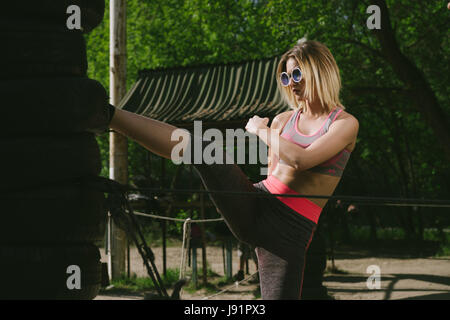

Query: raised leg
<box><xmin>192</xmin><ymin>160</ymin><xmax>260</xmax><ymax>245</ymax></box>
<box><xmin>109</xmin><ymin>108</ymin><xmax>262</xmax><ymax>245</ymax></box>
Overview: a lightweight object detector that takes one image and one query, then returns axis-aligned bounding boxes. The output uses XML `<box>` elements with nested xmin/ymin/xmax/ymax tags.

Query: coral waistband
<box><xmin>262</xmin><ymin>175</ymin><xmax>322</xmax><ymax>224</ymax></box>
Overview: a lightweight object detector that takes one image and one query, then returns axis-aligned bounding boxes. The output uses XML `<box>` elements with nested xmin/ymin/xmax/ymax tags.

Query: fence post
<box><xmin>200</xmin><ymin>192</ymin><xmax>208</xmax><ymax>286</ymax></box>
<box><xmin>162</xmin><ymin>220</ymin><xmax>167</xmax><ymax>276</ymax></box>
<box><xmin>192</xmin><ymin>245</ymin><xmax>198</xmax><ymax>288</ymax></box>
<box><xmin>225</xmin><ymin>239</ymin><xmax>232</xmax><ymax>280</ymax></box>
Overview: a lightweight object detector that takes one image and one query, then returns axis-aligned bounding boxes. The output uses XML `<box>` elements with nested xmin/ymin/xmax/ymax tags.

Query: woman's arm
<box><xmin>267</xmin><ymin>111</ymin><xmax>293</xmax><ymax>176</ymax></box>
<box><xmin>109</xmin><ymin>107</ymin><xmax>189</xmax><ymax>160</ymax></box>
<box><xmin>247</xmin><ymin>114</ymin><xmax>359</xmax><ymax>171</ymax></box>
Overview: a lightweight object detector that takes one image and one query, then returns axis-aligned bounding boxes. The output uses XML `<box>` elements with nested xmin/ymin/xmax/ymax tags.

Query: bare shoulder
<box><xmin>271</xmin><ymin>110</ymin><xmax>295</xmax><ymax>129</ymax></box>
<box><xmin>335</xmin><ymin>108</ymin><xmax>359</xmax><ymax>131</ymax></box>
<box><xmin>332</xmin><ymin>108</ymin><xmax>359</xmax><ymax>151</ymax></box>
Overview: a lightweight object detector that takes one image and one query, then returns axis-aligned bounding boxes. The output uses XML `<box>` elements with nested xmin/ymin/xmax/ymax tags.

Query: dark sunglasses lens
<box><xmin>292</xmin><ymin>68</ymin><xmax>302</xmax><ymax>82</ymax></box>
<box><xmin>280</xmin><ymin>73</ymin><xmax>289</xmax><ymax>86</ymax></box>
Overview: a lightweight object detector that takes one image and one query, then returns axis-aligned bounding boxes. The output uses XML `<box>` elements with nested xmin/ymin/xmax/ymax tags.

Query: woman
<box><xmin>107</xmin><ymin>40</ymin><xmax>359</xmax><ymax>299</ymax></box>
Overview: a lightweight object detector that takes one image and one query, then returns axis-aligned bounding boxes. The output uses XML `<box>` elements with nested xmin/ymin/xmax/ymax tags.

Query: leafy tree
<box><xmin>86</xmin><ymin>0</ymin><xmax>449</xmax><ymax>241</ymax></box>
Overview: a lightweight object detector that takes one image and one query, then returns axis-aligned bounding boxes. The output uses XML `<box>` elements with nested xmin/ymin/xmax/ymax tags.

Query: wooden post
<box><xmin>161</xmin><ymin>220</ymin><xmax>167</xmax><ymax>276</ymax></box>
<box><xmin>108</xmin><ymin>0</ymin><xmax>128</xmax><ymax>280</ymax></box>
<box><xmin>160</xmin><ymin>157</ymin><xmax>166</xmax><ymax>188</ymax></box>
<box><xmin>245</xmin><ymin>256</ymin><xmax>249</xmax><ymax>275</ymax></box>
<box><xmin>160</xmin><ymin>158</ymin><xmax>167</xmax><ymax>275</ymax></box>
<box><xmin>127</xmin><ymin>239</ymin><xmax>130</xmax><ymax>278</ymax></box>
<box><xmin>161</xmin><ymin>164</ymin><xmax>182</xmax><ymax>277</ymax></box>
<box><xmin>192</xmin><ymin>245</ymin><xmax>198</xmax><ymax>288</ymax></box>
<box><xmin>222</xmin><ymin>243</ymin><xmax>226</xmax><ymax>276</ymax></box>
<box><xmin>199</xmin><ymin>192</ymin><xmax>208</xmax><ymax>286</ymax></box>
<box><xmin>226</xmin><ymin>239</ymin><xmax>232</xmax><ymax>280</ymax></box>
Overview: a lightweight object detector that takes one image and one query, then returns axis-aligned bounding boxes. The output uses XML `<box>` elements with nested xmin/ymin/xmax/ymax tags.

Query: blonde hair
<box><xmin>277</xmin><ymin>40</ymin><xmax>344</xmax><ymax>113</ymax></box>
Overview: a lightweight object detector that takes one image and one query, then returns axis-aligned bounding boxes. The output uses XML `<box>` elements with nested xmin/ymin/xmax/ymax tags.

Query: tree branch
<box><xmin>332</xmin><ymin>37</ymin><xmax>385</xmax><ymax>60</ymax></box>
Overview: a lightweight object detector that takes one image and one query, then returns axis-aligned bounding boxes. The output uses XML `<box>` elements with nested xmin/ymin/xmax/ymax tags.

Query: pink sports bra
<box><xmin>278</xmin><ymin>107</ymin><xmax>351</xmax><ymax>177</ymax></box>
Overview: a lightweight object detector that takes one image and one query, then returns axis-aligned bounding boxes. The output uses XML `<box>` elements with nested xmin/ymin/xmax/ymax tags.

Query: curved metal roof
<box><xmin>118</xmin><ymin>55</ymin><xmax>289</xmax><ymax>128</ymax></box>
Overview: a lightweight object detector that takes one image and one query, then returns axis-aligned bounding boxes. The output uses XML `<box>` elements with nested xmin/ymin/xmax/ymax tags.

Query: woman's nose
<box><xmin>289</xmin><ymin>78</ymin><xmax>295</xmax><ymax>88</ymax></box>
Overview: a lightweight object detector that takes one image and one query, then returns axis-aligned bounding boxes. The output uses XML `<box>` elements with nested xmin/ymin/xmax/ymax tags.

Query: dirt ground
<box><xmin>95</xmin><ymin>245</ymin><xmax>450</xmax><ymax>300</ymax></box>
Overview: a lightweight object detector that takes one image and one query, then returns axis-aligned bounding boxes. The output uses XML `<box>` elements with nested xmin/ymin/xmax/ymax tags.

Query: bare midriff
<box><xmin>270</xmin><ymin>142</ymin><xmax>355</xmax><ymax>209</ymax></box>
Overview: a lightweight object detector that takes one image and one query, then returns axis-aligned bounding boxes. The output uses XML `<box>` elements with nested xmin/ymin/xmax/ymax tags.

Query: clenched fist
<box><xmin>245</xmin><ymin>115</ymin><xmax>269</xmax><ymax>136</ymax></box>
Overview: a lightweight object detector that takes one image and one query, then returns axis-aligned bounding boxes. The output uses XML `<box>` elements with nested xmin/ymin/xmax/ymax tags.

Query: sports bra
<box><xmin>277</xmin><ymin>107</ymin><xmax>351</xmax><ymax>177</ymax></box>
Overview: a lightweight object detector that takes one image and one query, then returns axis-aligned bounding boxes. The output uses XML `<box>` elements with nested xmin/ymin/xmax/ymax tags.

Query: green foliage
<box><xmin>87</xmin><ymin>0</ymin><xmax>449</xmax><ymax>242</ymax></box>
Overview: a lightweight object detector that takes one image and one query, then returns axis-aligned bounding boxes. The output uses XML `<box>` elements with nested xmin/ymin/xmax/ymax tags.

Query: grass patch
<box><xmin>101</xmin><ymin>266</ymin><xmax>226</xmax><ymax>296</ymax></box>
<box><xmin>423</xmin><ymin>229</ymin><xmax>450</xmax><ymax>257</ymax></box>
<box><xmin>183</xmin><ymin>280</ymin><xmax>218</xmax><ymax>294</ymax></box>
<box><xmin>435</xmin><ymin>243</ymin><xmax>450</xmax><ymax>257</ymax></box>
<box><xmin>102</xmin><ymin>268</ymin><xmax>180</xmax><ymax>294</ymax></box>
<box><xmin>178</xmin><ymin>267</ymin><xmax>223</xmax><ymax>294</ymax></box>
<box><xmin>183</xmin><ymin>272</ymin><xmax>261</xmax><ymax>300</ymax></box>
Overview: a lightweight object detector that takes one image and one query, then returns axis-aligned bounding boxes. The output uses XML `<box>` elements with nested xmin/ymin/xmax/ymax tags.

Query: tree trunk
<box><xmin>372</xmin><ymin>0</ymin><xmax>450</xmax><ymax>160</ymax></box>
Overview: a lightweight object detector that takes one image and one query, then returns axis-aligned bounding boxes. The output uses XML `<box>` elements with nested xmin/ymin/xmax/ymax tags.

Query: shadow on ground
<box><xmin>331</xmin><ymin>240</ymin><xmax>443</xmax><ymax>259</ymax></box>
<box><xmin>324</xmin><ymin>273</ymin><xmax>450</xmax><ymax>300</ymax></box>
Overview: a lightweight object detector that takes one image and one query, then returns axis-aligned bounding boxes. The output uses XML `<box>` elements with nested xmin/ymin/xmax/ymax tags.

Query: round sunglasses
<box><xmin>280</xmin><ymin>67</ymin><xmax>302</xmax><ymax>86</ymax></box>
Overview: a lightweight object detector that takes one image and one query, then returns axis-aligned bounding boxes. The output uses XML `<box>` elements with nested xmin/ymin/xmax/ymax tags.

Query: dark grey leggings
<box><xmin>192</xmin><ymin>157</ymin><xmax>317</xmax><ymax>299</ymax></box>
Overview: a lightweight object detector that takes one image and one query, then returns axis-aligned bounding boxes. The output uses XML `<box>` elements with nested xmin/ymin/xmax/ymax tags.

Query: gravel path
<box><xmin>95</xmin><ymin>246</ymin><xmax>450</xmax><ymax>300</ymax></box>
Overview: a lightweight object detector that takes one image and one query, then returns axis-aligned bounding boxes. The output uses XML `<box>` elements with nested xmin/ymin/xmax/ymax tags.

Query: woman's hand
<box><xmin>245</xmin><ymin>115</ymin><xmax>269</xmax><ymax>136</ymax></box>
